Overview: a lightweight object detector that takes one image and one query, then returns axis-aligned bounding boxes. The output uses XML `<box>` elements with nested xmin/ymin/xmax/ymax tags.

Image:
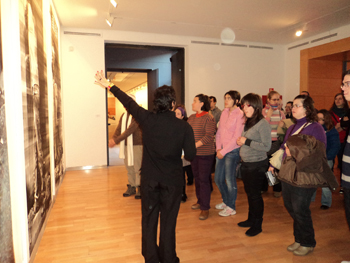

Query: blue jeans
<box><xmin>311</xmin><ymin>160</ymin><xmax>333</xmax><ymax>207</ymax></box>
<box><xmin>214</xmin><ymin>148</ymin><xmax>240</xmax><ymax>209</ymax></box>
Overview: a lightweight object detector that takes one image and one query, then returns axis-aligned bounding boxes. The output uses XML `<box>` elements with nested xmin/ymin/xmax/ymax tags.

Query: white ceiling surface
<box><xmin>107</xmin><ymin>72</ymin><xmax>147</xmax><ymax>94</ymax></box>
<box><xmin>53</xmin><ymin>0</ymin><xmax>350</xmax><ymax>44</ymax></box>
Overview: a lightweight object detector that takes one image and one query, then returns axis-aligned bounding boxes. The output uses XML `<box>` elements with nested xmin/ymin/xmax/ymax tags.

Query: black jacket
<box><xmin>109</xmin><ymin>86</ymin><xmax>196</xmax><ymax>186</ymax></box>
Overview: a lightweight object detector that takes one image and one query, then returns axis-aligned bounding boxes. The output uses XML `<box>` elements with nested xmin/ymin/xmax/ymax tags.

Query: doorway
<box><xmin>105</xmin><ymin>44</ymin><xmax>185</xmax><ymax>166</ymax></box>
<box><xmin>107</xmin><ymin>71</ymin><xmax>148</xmax><ymax>166</ymax></box>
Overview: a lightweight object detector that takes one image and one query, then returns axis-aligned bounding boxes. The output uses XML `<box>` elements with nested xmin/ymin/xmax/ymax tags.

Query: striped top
<box><xmin>262</xmin><ymin>105</ymin><xmax>285</xmax><ymax>141</ymax></box>
<box><xmin>342</xmin><ymin>135</ymin><xmax>350</xmax><ymax>189</ymax></box>
<box><xmin>188</xmin><ymin>112</ymin><xmax>216</xmax><ymax>156</ymax></box>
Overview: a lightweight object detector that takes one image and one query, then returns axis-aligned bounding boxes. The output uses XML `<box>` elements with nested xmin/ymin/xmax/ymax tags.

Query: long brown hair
<box><xmin>241</xmin><ymin>93</ymin><xmax>264</xmax><ymax>131</ymax></box>
<box><xmin>317</xmin><ymin>109</ymin><xmax>334</xmax><ymax>131</ymax></box>
<box><xmin>330</xmin><ymin>93</ymin><xmax>349</xmax><ymax>112</ymax></box>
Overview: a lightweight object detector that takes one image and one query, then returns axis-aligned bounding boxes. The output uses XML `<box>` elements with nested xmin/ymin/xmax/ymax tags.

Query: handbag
<box><xmin>269</xmin><ymin>148</ymin><xmax>284</xmax><ymax>170</ymax></box>
<box><xmin>269</xmin><ymin>122</ymin><xmax>311</xmax><ymax>169</ymax></box>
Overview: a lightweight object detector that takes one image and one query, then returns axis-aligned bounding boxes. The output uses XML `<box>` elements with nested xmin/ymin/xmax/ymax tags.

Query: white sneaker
<box><xmin>215</xmin><ymin>202</ymin><xmax>227</xmax><ymax>210</ymax></box>
<box><xmin>219</xmin><ymin>207</ymin><xmax>236</xmax><ymax>217</ymax></box>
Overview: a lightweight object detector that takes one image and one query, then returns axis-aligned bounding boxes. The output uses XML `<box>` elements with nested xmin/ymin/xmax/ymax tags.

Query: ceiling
<box><xmin>106</xmin><ymin>72</ymin><xmax>147</xmax><ymax>96</ymax></box>
<box><xmin>53</xmin><ymin>0</ymin><xmax>350</xmax><ymax>45</ymax></box>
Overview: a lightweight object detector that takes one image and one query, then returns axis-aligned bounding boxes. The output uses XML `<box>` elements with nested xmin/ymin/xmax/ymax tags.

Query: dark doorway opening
<box><xmin>105</xmin><ymin>44</ymin><xmax>185</xmax><ymax>166</ymax></box>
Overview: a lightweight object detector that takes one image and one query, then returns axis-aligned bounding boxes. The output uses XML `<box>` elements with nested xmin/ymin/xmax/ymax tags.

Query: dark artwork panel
<box><xmin>19</xmin><ymin>0</ymin><xmax>51</xmax><ymax>254</ymax></box>
<box><xmin>0</xmin><ymin>2</ymin><xmax>15</xmax><ymax>262</ymax></box>
<box><xmin>51</xmin><ymin>7</ymin><xmax>65</xmax><ymax>189</ymax></box>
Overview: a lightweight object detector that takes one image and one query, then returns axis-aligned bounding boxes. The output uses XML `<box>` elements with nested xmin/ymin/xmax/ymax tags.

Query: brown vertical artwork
<box><xmin>0</xmin><ymin>1</ymin><xmax>15</xmax><ymax>262</ymax></box>
<box><xmin>50</xmin><ymin>6</ymin><xmax>65</xmax><ymax>189</ymax></box>
<box><xmin>19</xmin><ymin>0</ymin><xmax>51</xmax><ymax>254</ymax></box>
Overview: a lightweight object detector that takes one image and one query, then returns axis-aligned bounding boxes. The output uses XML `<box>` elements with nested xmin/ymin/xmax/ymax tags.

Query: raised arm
<box><xmin>95</xmin><ymin>70</ymin><xmax>149</xmax><ymax>126</ymax></box>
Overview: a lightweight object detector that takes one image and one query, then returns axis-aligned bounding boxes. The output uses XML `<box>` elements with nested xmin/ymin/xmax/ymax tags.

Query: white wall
<box><xmin>186</xmin><ymin>43</ymin><xmax>284</xmax><ymax>114</ymax></box>
<box><xmin>62</xmin><ymin>29</ymin><xmax>285</xmax><ymax>168</ymax></box>
<box><xmin>284</xmin><ymin>24</ymin><xmax>350</xmax><ymax>103</ymax></box>
<box><xmin>61</xmin><ymin>23</ymin><xmax>350</xmax><ymax>168</ymax></box>
<box><xmin>61</xmin><ymin>33</ymin><xmax>106</xmax><ymax>168</ymax></box>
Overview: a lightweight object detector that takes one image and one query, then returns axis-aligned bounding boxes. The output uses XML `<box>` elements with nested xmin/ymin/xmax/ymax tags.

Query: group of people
<box><xmin>95</xmin><ymin>69</ymin><xmax>350</xmax><ymax>263</ymax></box>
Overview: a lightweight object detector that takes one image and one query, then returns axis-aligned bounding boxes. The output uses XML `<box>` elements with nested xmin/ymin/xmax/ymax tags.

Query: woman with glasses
<box><xmin>269</xmin><ymin>95</ymin><xmax>326</xmax><ymax>256</ymax></box>
<box><xmin>188</xmin><ymin>94</ymin><xmax>216</xmax><ymax>220</ymax></box>
<box><xmin>329</xmin><ymin>92</ymin><xmax>350</xmax><ymax>193</ymax></box>
<box><xmin>262</xmin><ymin>90</ymin><xmax>286</xmax><ymax>197</ymax></box>
<box><xmin>214</xmin><ymin>90</ymin><xmax>244</xmax><ymax>217</ymax></box>
<box><xmin>236</xmin><ymin>93</ymin><xmax>271</xmax><ymax>236</ymax></box>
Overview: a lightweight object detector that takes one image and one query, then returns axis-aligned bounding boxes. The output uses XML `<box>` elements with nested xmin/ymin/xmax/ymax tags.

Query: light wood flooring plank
<box><xmin>33</xmin><ymin>166</ymin><xmax>350</xmax><ymax>263</ymax></box>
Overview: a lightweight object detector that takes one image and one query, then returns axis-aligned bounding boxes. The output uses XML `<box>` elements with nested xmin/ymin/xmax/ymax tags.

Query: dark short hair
<box><xmin>209</xmin><ymin>96</ymin><xmax>217</xmax><ymax>103</ymax></box>
<box><xmin>342</xmin><ymin>69</ymin><xmax>350</xmax><ymax>79</ymax></box>
<box><xmin>196</xmin><ymin>94</ymin><xmax>210</xmax><ymax>111</ymax></box>
<box><xmin>317</xmin><ymin>109</ymin><xmax>334</xmax><ymax>131</ymax></box>
<box><xmin>153</xmin><ymin>85</ymin><xmax>176</xmax><ymax>113</ymax></box>
<box><xmin>293</xmin><ymin>95</ymin><xmax>318</xmax><ymax>122</ymax></box>
<box><xmin>286</xmin><ymin>101</ymin><xmax>293</xmax><ymax>106</ymax></box>
<box><xmin>300</xmin><ymin>90</ymin><xmax>309</xmax><ymax>96</ymax></box>
<box><xmin>241</xmin><ymin>93</ymin><xmax>264</xmax><ymax>130</ymax></box>
<box><xmin>225</xmin><ymin>90</ymin><xmax>241</xmax><ymax>107</ymax></box>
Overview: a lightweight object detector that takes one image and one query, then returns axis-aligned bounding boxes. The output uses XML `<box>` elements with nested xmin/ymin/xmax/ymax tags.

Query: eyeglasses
<box><xmin>341</xmin><ymin>81</ymin><xmax>350</xmax><ymax>88</ymax></box>
<box><xmin>241</xmin><ymin>104</ymin><xmax>251</xmax><ymax>109</ymax></box>
<box><xmin>270</xmin><ymin>98</ymin><xmax>280</xmax><ymax>101</ymax></box>
<box><xmin>318</xmin><ymin>118</ymin><xmax>324</xmax><ymax>121</ymax></box>
<box><xmin>285</xmin><ymin>106</ymin><xmax>291</xmax><ymax>109</ymax></box>
<box><xmin>292</xmin><ymin>104</ymin><xmax>303</xmax><ymax>108</ymax></box>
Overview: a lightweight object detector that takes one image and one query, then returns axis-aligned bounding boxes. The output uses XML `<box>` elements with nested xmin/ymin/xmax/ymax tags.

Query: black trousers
<box><xmin>141</xmin><ymin>180</ymin><xmax>182</xmax><ymax>263</ymax></box>
<box><xmin>282</xmin><ymin>182</ymin><xmax>317</xmax><ymax>247</ymax></box>
<box><xmin>241</xmin><ymin>159</ymin><xmax>269</xmax><ymax>221</ymax></box>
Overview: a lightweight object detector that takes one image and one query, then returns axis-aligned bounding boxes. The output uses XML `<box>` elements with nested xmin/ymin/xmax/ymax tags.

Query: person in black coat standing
<box><xmin>95</xmin><ymin>71</ymin><xmax>196</xmax><ymax>263</ymax></box>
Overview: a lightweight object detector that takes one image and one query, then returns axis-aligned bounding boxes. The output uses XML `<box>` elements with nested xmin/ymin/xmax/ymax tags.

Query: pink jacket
<box><xmin>216</xmin><ymin>107</ymin><xmax>245</xmax><ymax>156</ymax></box>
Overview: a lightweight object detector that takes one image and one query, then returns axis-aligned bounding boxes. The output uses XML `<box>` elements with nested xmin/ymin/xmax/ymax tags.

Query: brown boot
<box><xmin>199</xmin><ymin>210</ymin><xmax>209</xmax><ymax>220</ymax></box>
<box><xmin>135</xmin><ymin>186</ymin><xmax>141</xmax><ymax>199</ymax></box>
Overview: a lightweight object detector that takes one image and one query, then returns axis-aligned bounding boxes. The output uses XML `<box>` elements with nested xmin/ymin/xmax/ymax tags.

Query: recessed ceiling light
<box><xmin>110</xmin><ymin>0</ymin><xmax>117</xmax><ymax>8</ymax></box>
<box><xmin>296</xmin><ymin>30</ymin><xmax>302</xmax><ymax>37</ymax></box>
<box><xmin>106</xmin><ymin>14</ymin><xmax>114</xmax><ymax>27</ymax></box>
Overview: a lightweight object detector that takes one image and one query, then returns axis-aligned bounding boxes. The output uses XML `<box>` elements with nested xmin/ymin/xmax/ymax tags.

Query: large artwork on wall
<box><xmin>0</xmin><ymin>2</ymin><xmax>15</xmax><ymax>262</ymax></box>
<box><xmin>19</xmin><ymin>0</ymin><xmax>51</xmax><ymax>253</ymax></box>
<box><xmin>51</xmin><ymin>6</ymin><xmax>65</xmax><ymax>189</ymax></box>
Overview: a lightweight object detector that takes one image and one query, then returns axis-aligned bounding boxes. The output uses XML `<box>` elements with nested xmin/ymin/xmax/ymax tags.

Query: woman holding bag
<box><xmin>269</xmin><ymin>95</ymin><xmax>326</xmax><ymax>256</ymax></box>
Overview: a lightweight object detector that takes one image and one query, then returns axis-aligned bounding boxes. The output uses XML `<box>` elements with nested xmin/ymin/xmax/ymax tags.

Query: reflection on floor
<box><xmin>108</xmin><ymin>145</ymin><xmax>124</xmax><ymax>166</ymax></box>
<box><xmin>33</xmin><ymin>166</ymin><xmax>350</xmax><ymax>263</ymax></box>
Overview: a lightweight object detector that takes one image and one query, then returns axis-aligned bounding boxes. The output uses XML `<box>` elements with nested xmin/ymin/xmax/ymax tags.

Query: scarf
<box><xmin>119</xmin><ymin>112</ymin><xmax>134</xmax><ymax>166</ymax></box>
<box><xmin>331</xmin><ymin>105</ymin><xmax>347</xmax><ymax>118</ymax></box>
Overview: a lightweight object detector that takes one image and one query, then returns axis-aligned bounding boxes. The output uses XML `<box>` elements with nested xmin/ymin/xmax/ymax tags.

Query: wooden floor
<box><xmin>33</xmin><ymin>166</ymin><xmax>350</xmax><ymax>263</ymax></box>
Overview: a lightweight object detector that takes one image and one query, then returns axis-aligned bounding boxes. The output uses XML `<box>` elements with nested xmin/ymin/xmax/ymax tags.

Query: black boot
<box><xmin>181</xmin><ymin>194</ymin><xmax>187</xmax><ymax>203</ymax></box>
<box><xmin>245</xmin><ymin>218</ymin><xmax>263</xmax><ymax>237</ymax></box>
<box><xmin>238</xmin><ymin>212</ymin><xmax>253</xmax><ymax>228</ymax></box>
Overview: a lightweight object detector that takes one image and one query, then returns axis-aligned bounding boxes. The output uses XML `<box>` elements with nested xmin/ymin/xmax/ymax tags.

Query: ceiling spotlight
<box><xmin>106</xmin><ymin>14</ymin><xmax>114</xmax><ymax>27</ymax></box>
<box><xmin>110</xmin><ymin>0</ymin><xmax>117</xmax><ymax>8</ymax></box>
<box><xmin>296</xmin><ymin>30</ymin><xmax>302</xmax><ymax>37</ymax></box>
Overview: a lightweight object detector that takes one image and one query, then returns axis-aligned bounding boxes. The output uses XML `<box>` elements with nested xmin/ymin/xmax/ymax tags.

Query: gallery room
<box><xmin>1</xmin><ymin>0</ymin><xmax>350</xmax><ymax>262</ymax></box>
